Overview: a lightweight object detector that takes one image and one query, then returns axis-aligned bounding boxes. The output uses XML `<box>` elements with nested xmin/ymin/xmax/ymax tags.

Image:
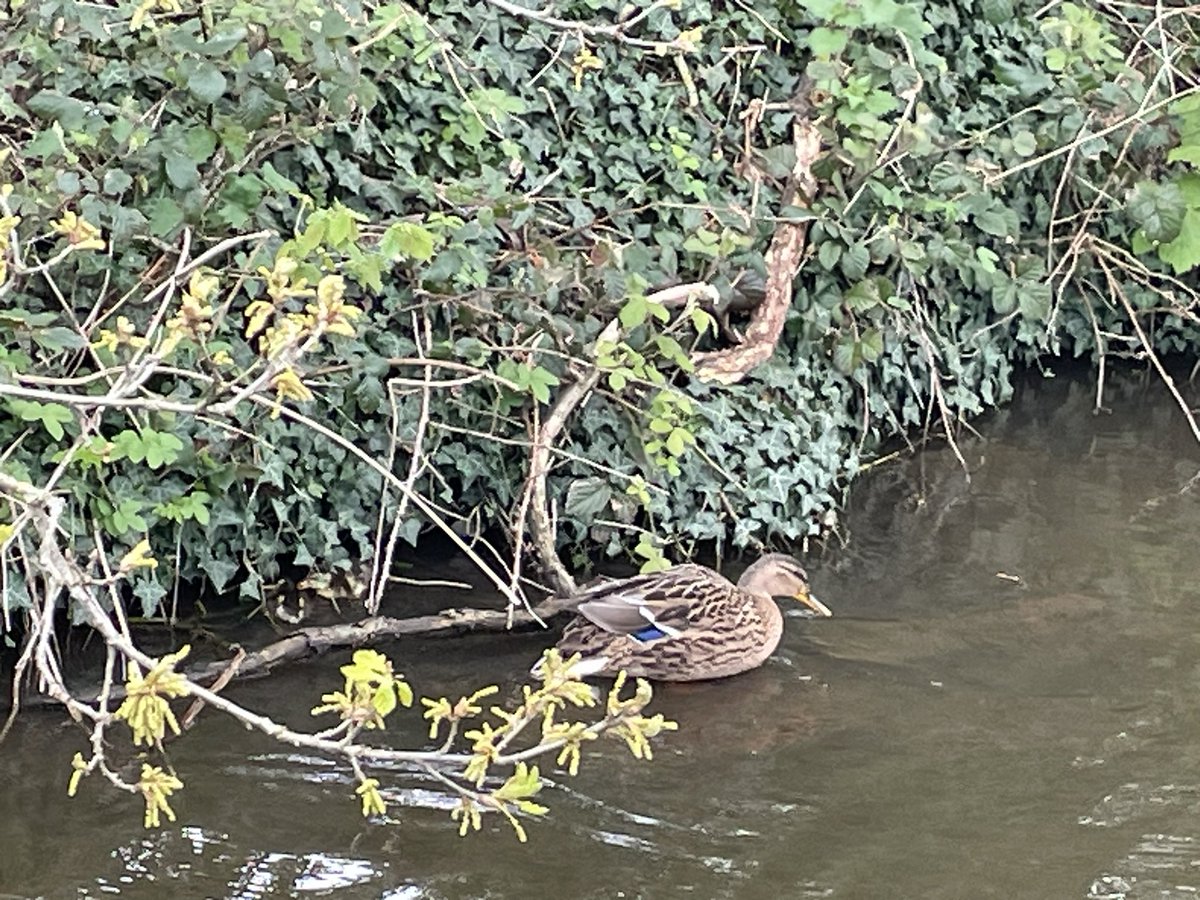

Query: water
<box><xmin>3</xmin><ymin>369</ymin><xmax>1200</xmax><ymax>899</ymax></box>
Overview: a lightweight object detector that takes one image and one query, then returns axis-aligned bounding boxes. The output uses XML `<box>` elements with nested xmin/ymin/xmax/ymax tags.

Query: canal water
<box><xmin>3</xmin><ymin>368</ymin><xmax>1199</xmax><ymax>898</ymax></box>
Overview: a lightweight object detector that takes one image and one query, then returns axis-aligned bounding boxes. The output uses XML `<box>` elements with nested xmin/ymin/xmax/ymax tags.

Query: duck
<box><xmin>545</xmin><ymin>553</ymin><xmax>831</xmax><ymax>682</ymax></box>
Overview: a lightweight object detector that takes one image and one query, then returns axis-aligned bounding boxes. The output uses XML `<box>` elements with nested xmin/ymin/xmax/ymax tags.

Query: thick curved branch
<box><xmin>524</xmin><ymin>369</ymin><xmax>601</xmax><ymax>597</ymax></box>
<box><xmin>694</xmin><ymin>120</ymin><xmax>823</xmax><ymax>384</ymax></box>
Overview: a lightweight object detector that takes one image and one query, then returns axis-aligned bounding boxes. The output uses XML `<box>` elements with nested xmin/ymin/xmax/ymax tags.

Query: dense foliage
<box><xmin>1</xmin><ymin>0</ymin><xmax>1197</xmax><ymax>617</ymax></box>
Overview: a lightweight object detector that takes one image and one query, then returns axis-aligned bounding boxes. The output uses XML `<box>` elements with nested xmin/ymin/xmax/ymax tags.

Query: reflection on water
<box><xmin>4</xmin><ymin>369</ymin><xmax>1200</xmax><ymax>899</ymax></box>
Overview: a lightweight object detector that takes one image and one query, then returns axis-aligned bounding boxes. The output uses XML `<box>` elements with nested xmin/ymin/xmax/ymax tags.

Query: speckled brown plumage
<box><xmin>548</xmin><ymin>553</ymin><xmax>831</xmax><ymax>682</ymax></box>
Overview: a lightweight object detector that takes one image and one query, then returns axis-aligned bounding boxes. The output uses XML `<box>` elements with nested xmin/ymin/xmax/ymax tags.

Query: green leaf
<box><xmin>494</xmin><ymin>762</ymin><xmax>543</xmax><ymax>802</ymax></box>
<box><xmin>1018</xmin><ymin>283</ymin><xmax>1052</xmax><ymax>322</ymax></box>
<box><xmin>689</xmin><ymin>306</ymin><xmax>716</xmax><ymax>336</ymax></box>
<box><xmin>1011</xmin><ymin>131</ymin><xmax>1037</xmax><ymax>157</ymax></box>
<box><xmin>164</xmin><ymin>152</ymin><xmax>199</xmax><ymax>190</ymax></box>
<box><xmin>143</xmin><ymin>432</ymin><xmax>185</xmax><ymax>469</ymax></box>
<box><xmin>110</xmin><ymin>429</ymin><xmax>146</xmax><ymax>464</ymax></box>
<box><xmin>147</xmin><ymin>197</ymin><xmax>184</xmax><ymax>237</ymax></box>
<box><xmin>395</xmin><ymin>679</ymin><xmax>414</xmax><ymax>708</ymax></box>
<box><xmin>103</xmin><ymin>169</ymin><xmax>134</xmax><ymax>195</ymax></box>
<box><xmin>991</xmin><ymin>278</ymin><xmax>1018</xmax><ymax>315</ymax></box>
<box><xmin>1156</xmin><ymin>207</ymin><xmax>1200</xmax><ymax>274</ymax></box>
<box><xmin>831</xmin><ymin>338</ymin><xmax>858</xmax><ymax>375</ymax></box>
<box><xmin>187</xmin><ymin>63</ymin><xmax>227</xmax><ymax>104</ymax></box>
<box><xmin>1167</xmin><ymin>94</ymin><xmax>1200</xmax><ymax>165</ymax></box>
<box><xmin>620</xmin><ymin>295</ymin><xmax>648</xmax><ymax>330</ymax></box>
<box><xmin>975</xmin><ymin>246</ymin><xmax>1000</xmax><ymax>273</ymax></box>
<box><xmin>109</xmin><ymin>499</ymin><xmax>148</xmax><ymax>536</ymax></box>
<box><xmin>840</xmin><ymin>243</ymin><xmax>870</xmax><ymax>280</ymax></box>
<box><xmin>185</xmin><ymin>127</ymin><xmax>218</xmax><ymax>162</ymax></box>
<box><xmin>665</xmin><ymin>427</ymin><xmax>690</xmax><ymax>456</ymax></box>
<box><xmin>817</xmin><ymin>241</ymin><xmax>842</xmax><ymax>271</ymax></box>
<box><xmin>1127</xmin><ymin>180</ymin><xmax>1186</xmax><ymax>243</ymax></box>
<box><xmin>809</xmin><ymin>27</ymin><xmax>849</xmax><ymax>57</ymax></box>
<box><xmin>26</xmin><ymin>91</ymin><xmax>88</xmax><ymax>129</ymax></box>
<box><xmin>860</xmin><ymin>329</ymin><xmax>884</xmax><ymax>362</ymax></box>
<box><xmin>32</xmin><ymin>326</ymin><xmax>85</xmax><ymax>353</ymax></box>
<box><xmin>373</xmin><ymin>684</ymin><xmax>398</xmax><ymax>717</ymax></box>
<box><xmin>974</xmin><ymin>207</ymin><xmax>1012</xmax><ymax>237</ymax></box>
<box><xmin>564</xmin><ymin>477</ymin><xmax>613</xmax><ymax>519</ymax></box>
<box><xmin>980</xmin><ymin>0</ymin><xmax>1013</xmax><ymax>24</ymax></box>
<box><xmin>381</xmin><ymin>222</ymin><xmax>436</xmax><ymax>261</ymax></box>
<box><xmin>7</xmin><ymin>399</ymin><xmax>73</xmax><ymax>441</ymax></box>
<box><xmin>528</xmin><ymin>366</ymin><xmax>559</xmax><ymax>404</ymax></box>
<box><xmin>844</xmin><ymin>278</ymin><xmax>889</xmax><ymax>312</ymax></box>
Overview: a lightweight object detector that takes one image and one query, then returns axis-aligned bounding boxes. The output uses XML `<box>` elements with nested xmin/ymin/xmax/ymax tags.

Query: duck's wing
<box><xmin>573</xmin><ymin>565</ymin><xmax>735</xmax><ymax>639</ymax></box>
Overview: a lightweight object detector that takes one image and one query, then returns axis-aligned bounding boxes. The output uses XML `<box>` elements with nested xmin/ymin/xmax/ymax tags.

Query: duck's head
<box><xmin>737</xmin><ymin>553</ymin><xmax>832</xmax><ymax>617</ymax></box>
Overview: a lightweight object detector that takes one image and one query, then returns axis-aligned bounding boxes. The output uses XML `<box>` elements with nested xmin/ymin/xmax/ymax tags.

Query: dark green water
<box><xmin>4</xmin><ymin>371</ymin><xmax>1200</xmax><ymax>899</ymax></box>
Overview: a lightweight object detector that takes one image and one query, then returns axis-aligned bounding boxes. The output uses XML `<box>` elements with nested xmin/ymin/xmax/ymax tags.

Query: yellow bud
<box><xmin>119</xmin><ymin>539</ymin><xmax>158</xmax><ymax>571</ymax></box>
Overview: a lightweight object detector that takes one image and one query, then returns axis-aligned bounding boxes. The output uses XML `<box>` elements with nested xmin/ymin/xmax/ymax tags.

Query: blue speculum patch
<box><xmin>632</xmin><ymin>625</ymin><xmax>669</xmax><ymax>642</ymax></box>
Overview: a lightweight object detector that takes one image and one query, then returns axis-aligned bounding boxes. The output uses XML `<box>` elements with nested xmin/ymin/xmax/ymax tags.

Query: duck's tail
<box><xmin>529</xmin><ymin>652</ymin><xmax>611</xmax><ymax>680</ymax></box>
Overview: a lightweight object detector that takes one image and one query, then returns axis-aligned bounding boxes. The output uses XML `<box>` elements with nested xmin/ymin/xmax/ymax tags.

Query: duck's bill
<box><xmin>795</xmin><ymin>590</ymin><xmax>833</xmax><ymax>617</ymax></box>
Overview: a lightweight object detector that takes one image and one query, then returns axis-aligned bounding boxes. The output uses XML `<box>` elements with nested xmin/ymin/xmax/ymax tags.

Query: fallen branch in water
<box><xmin>10</xmin><ymin>598</ymin><xmax>578</xmax><ymax>712</ymax></box>
<box><xmin>185</xmin><ymin>600</ymin><xmax>575</xmax><ymax>685</ymax></box>
<box><xmin>0</xmin><ymin>468</ymin><xmax>670</xmax><ymax>842</ymax></box>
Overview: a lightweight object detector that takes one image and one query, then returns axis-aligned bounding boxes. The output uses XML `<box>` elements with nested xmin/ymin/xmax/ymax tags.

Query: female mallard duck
<box><xmin>549</xmin><ymin>553</ymin><xmax>831</xmax><ymax>682</ymax></box>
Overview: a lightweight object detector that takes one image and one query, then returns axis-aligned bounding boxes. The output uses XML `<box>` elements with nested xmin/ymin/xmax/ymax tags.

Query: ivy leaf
<box><xmin>380</xmin><ymin>222</ymin><xmax>436</xmax><ymax>261</ymax></box>
<box><xmin>164</xmin><ymin>151</ymin><xmax>199</xmax><ymax>190</ymax></box>
<box><xmin>528</xmin><ymin>366</ymin><xmax>559</xmax><ymax>404</ymax></box>
<box><xmin>187</xmin><ymin>63</ymin><xmax>227</xmax><ymax>104</ymax></box>
<box><xmin>132</xmin><ymin>577</ymin><xmax>167</xmax><ymax>618</ymax></box>
<box><xmin>260</xmin><ymin>161</ymin><xmax>302</xmax><ymax>197</ymax></box>
<box><xmin>202</xmin><ymin>26</ymin><xmax>248</xmax><ymax>57</ymax></box>
<box><xmin>26</xmin><ymin>91</ymin><xmax>88</xmax><ymax>129</ymax></box>
<box><xmin>143</xmin><ymin>432</ymin><xmax>185</xmax><ymax>469</ymax></box>
<box><xmin>980</xmin><ymin>0</ymin><xmax>1013</xmax><ymax>24</ymax></box>
<box><xmin>832</xmin><ymin>338</ymin><xmax>859</xmax><ymax>375</ymax></box>
<box><xmin>32</xmin><ymin>326</ymin><xmax>85</xmax><ymax>353</ymax></box>
<box><xmin>147</xmin><ymin>198</ymin><xmax>184</xmax><ymax>237</ymax></box>
<box><xmin>1018</xmin><ymin>283</ymin><xmax>1052</xmax><ymax>322</ymax></box>
<box><xmin>1156</xmin><ymin>207</ymin><xmax>1200</xmax><ymax>274</ymax></box>
<box><xmin>1011</xmin><ymin>131</ymin><xmax>1037</xmax><ymax>157</ymax></box>
<box><xmin>1127</xmin><ymin>179</ymin><xmax>1186</xmax><ymax>243</ymax></box>
<box><xmin>565</xmin><ymin>477</ymin><xmax>612</xmax><ymax>519</ymax></box>
<box><xmin>991</xmin><ymin>278</ymin><xmax>1018</xmax><ymax>315</ymax></box>
<box><xmin>103</xmin><ymin>169</ymin><xmax>134</xmax><ymax>195</ymax></box>
<box><xmin>7</xmin><ymin>399</ymin><xmax>74</xmax><ymax>441</ymax></box>
<box><xmin>860</xmin><ymin>329</ymin><xmax>884</xmax><ymax>362</ymax></box>
<box><xmin>809</xmin><ymin>27</ymin><xmax>848</xmax><ymax>57</ymax></box>
<box><xmin>198</xmin><ymin>552</ymin><xmax>239</xmax><ymax>592</ymax></box>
